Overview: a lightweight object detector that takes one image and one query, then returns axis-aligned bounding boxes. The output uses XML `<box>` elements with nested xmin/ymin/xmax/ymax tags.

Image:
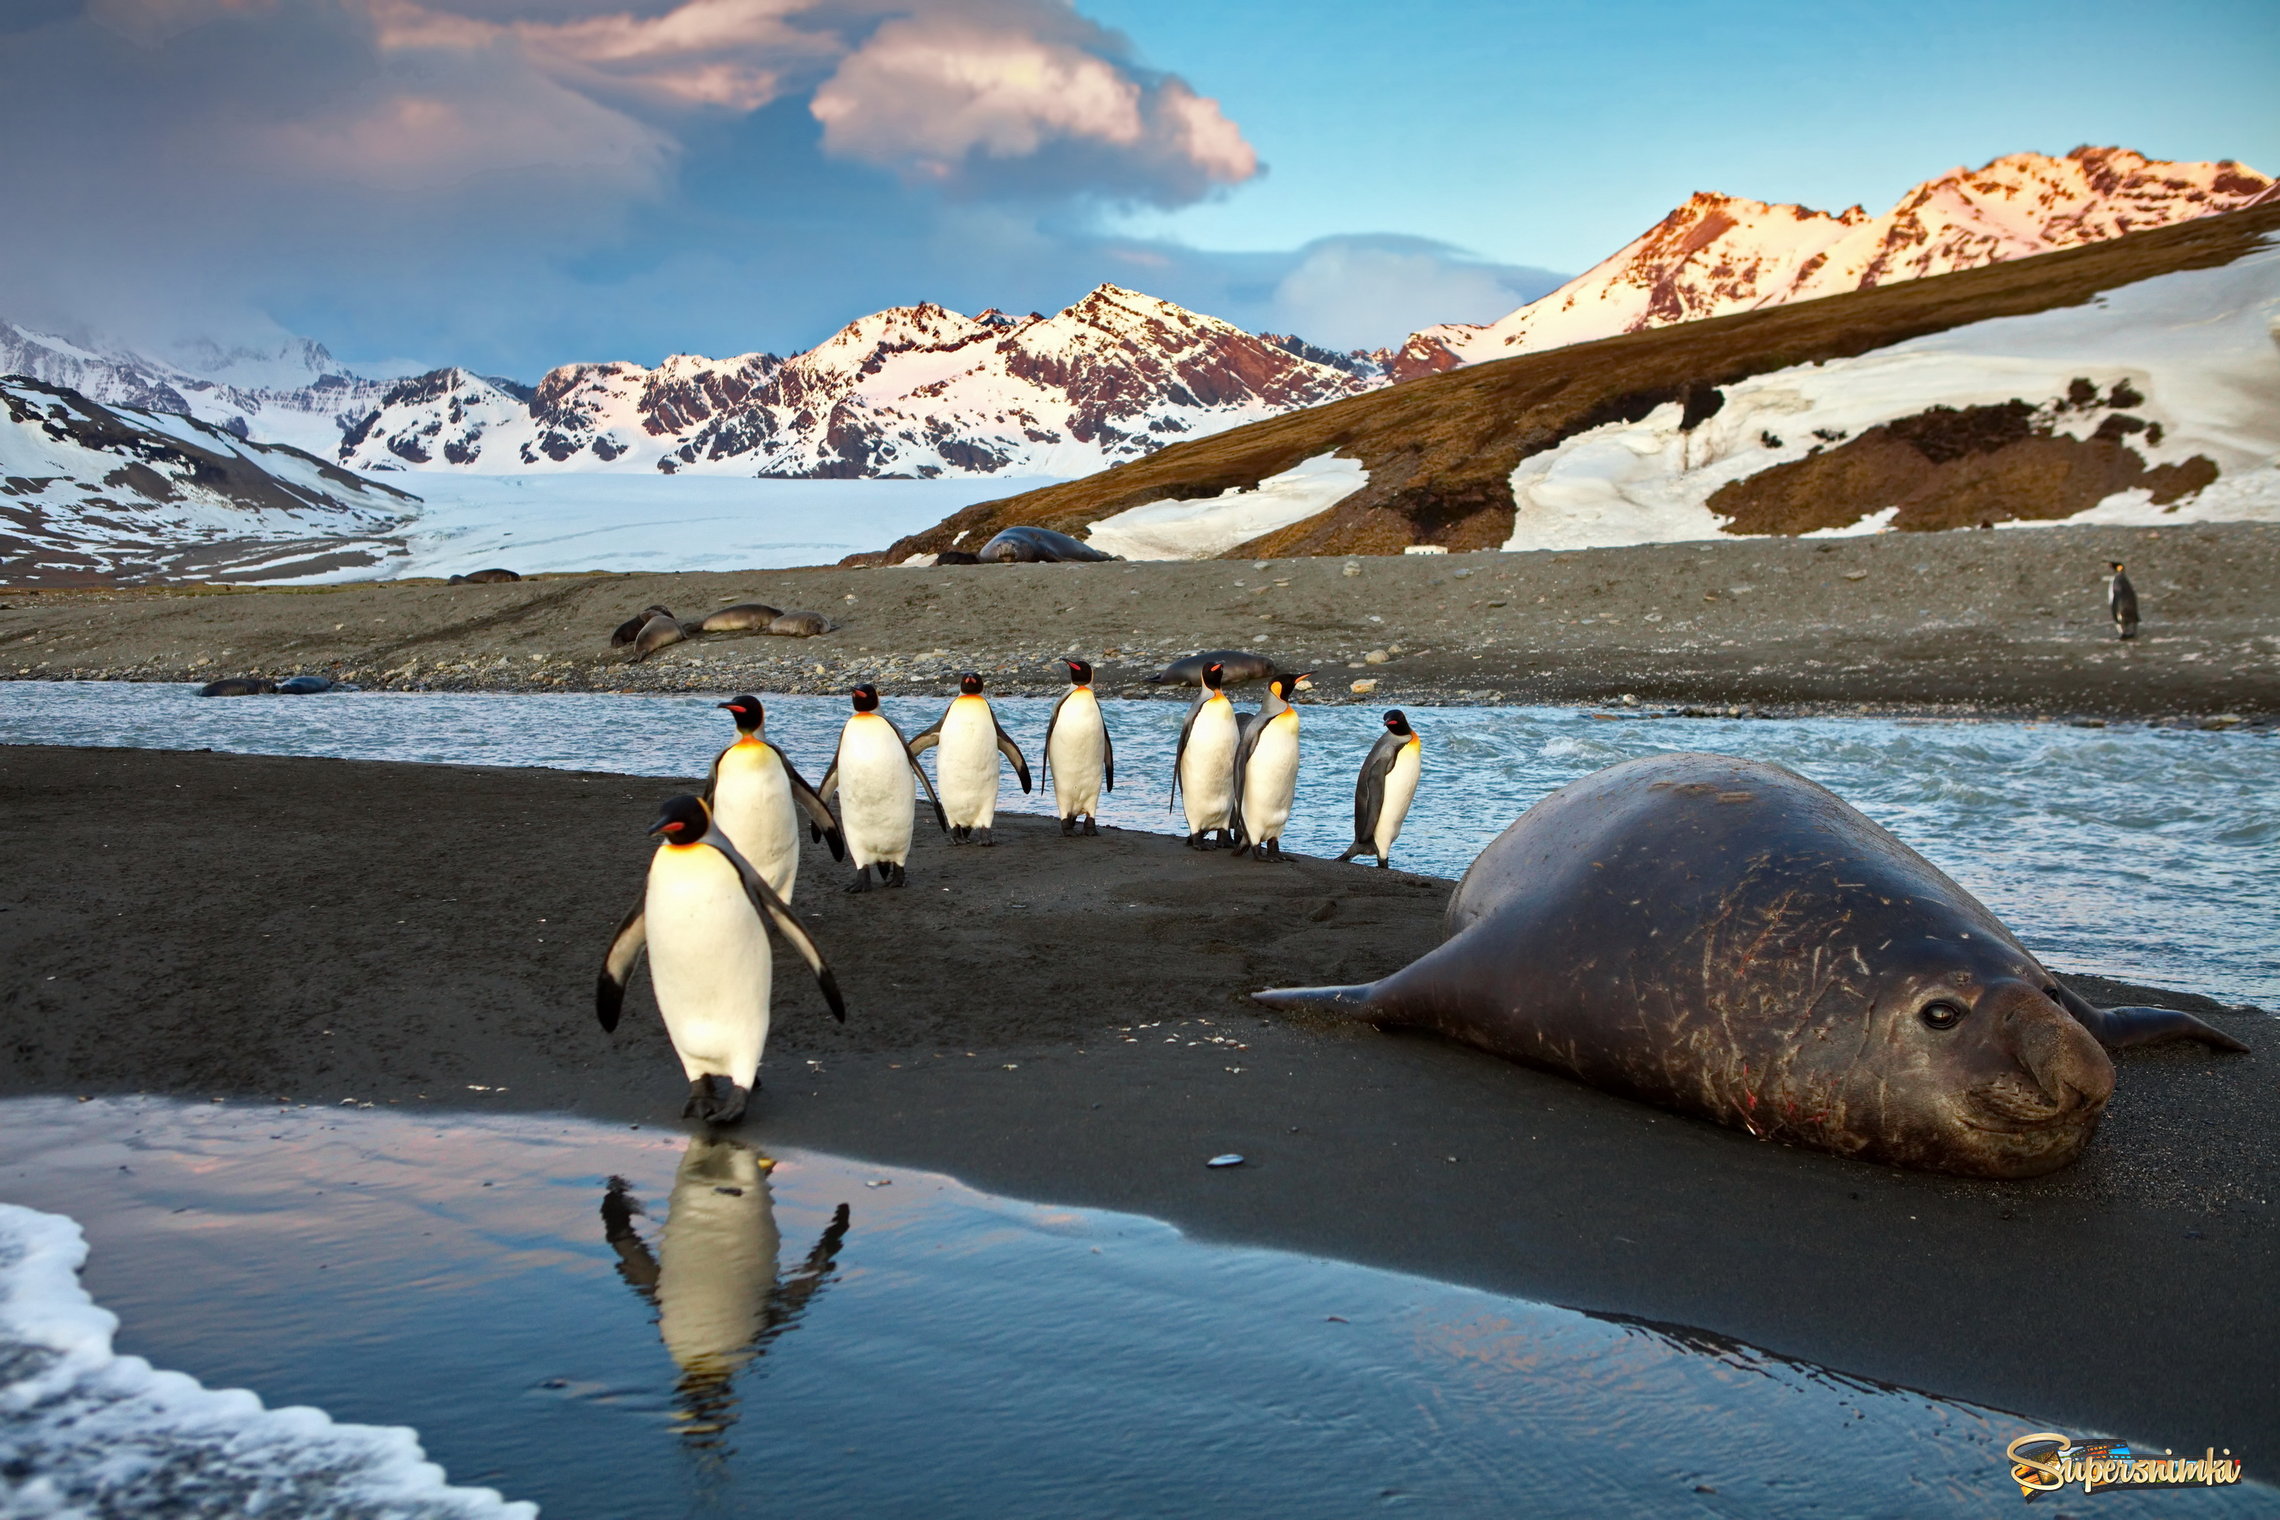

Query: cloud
<box><xmin>1263</xmin><ymin>236</ymin><xmax>1565</xmax><ymax>351</ymax></box>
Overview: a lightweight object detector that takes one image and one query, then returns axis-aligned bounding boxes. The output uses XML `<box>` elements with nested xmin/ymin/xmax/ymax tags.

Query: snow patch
<box><xmin>1083</xmin><ymin>454</ymin><xmax>1367</xmax><ymax>559</ymax></box>
<box><xmin>0</xmin><ymin>1203</ymin><xmax>534</xmax><ymax>1519</ymax></box>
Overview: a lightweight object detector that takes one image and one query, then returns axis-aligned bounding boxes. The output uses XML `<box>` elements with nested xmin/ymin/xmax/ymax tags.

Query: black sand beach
<box><xmin>1</xmin><ymin>743</ymin><xmax>2271</xmax><ymax>1454</ymax></box>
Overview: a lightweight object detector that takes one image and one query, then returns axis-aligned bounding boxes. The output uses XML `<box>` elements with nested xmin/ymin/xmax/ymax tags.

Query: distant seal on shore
<box><xmin>977</xmin><ymin>527</ymin><xmax>1121</xmax><ymax>564</ymax></box>
<box><xmin>933</xmin><ymin>550</ymin><xmax>981</xmax><ymax>566</ymax></box>
<box><xmin>700</xmin><ymin>603</ymin><xmax>784</xmax><ymax>633</ymax></box>
<box><xmin>195</xmin><ymin>676</ymin><xmax>276</xmax><ymax>697</ymax></box>
<box><xmin>611</xmin><ymin>605</ymin><xmax>676</xmax><ymax>647</ymax></box>
<box><xmin>449</xmin><ymin>568</ymin><xmax>521</xmax><ymax>584</ymax></box>
<box><xmin>766</xmin><ymin>612</ymin><xmax>833</xmax><ymax>638</ymax></box>
<box><xmin>1148</xmin><ymin>650</ymin><xmax>1276</xmax><ymax>686</ymax></box>
<box><xmin>1255</xmin><ymin>753</ymin><xmax>2247</xmax><ymax>1178</ymax></box>
<box><xmin>274</xmin><ymin>675</ymin><xmax>338</xmax><ymax>694</ymax></box>
<box><xmin>629</xmin><ymin>614</ymin><xmax>691</xmax><ymax>662</ymax></box>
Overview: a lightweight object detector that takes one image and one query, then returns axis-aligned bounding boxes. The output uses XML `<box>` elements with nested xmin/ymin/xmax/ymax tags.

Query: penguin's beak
<box><xmin>1293</xmin><ymin>672</ymin><xmax>1316</xmax><ymax>690</ymax></box>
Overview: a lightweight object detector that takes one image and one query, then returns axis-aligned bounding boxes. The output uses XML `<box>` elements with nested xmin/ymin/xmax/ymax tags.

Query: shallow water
<box><xmin>3</xmin><ymin>1098</ymin><xmax>2258</xmax><ymax>1519</ymax></box>
<box><xmin>5</xmin><ymin>680</ymin><xmax>2273</xmax><ymax>1004</ymax></box>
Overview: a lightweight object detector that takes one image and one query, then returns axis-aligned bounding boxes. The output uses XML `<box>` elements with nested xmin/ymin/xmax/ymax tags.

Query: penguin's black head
<box><xmin>959</xmin><ymin>672</ymin><xmax>985</xmax><ymax>696</ymax></box>
<box><xmin>717</xmin><ymin>695</ymin><xmax>764</xmax><ymax>733</ymax></box>
<box><xmin>1274</xmin><ymin>672</ymin><xmax>1314</xmax><ymax>701</ymax></box>
<box><xmin>2109</xmin><ymin>560</ymin><xmax>2126</xmax><ymax>573</ymax></box>
<box><xmin>1383</xmin><ymin>709</ymin><xmax>1411</xmax><ymax>735</ymax></box>
<box><xmin>850</xmin><ymin>684</ymin><xmax>880</xmax><ymax>712</ymax></box>
<box><xmin>1064</xmin><ymin>658</ymin><xmax>1093</xmax><ymax>684</ymax></box>
<box><xmin>1203</xmin><ymin>662</ymin><xmax>1224</xmax><ymax>690</ymax></box>
<box><xmin>648</xmin><ymin>793</ymin><xmax>709</xmax><ymax>845</ymax></box>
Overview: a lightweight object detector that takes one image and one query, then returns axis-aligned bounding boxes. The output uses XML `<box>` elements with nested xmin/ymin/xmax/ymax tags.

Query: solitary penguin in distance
<box><xmin>1230</xmin><ymin>672</ymin><xmax>1312</xmax><ymax>860</ymax></box>
<box><xmin>1171</xmin><ymin>661</ymin><xmax>1240</xmax><ymax>850</ymax></box>
<box><xmin>705</xmin><ymin>696</ymin><xmax>844</xmax><ymax>903</ymax></box>
<box><xmin>1339</xmin><ymin>710</ymin><xmax>1422</xmax><ymax>869</ymax></box>
<box><xmin>817</xmin><ymin>684</ymin><xmax>947</xmax><ymax>890</ymax></box>
<box><xmin>907</xmin><ymin>673</ymin><xmax>1032</xmax><ymax>845</ymax></box>
<box><xmin>1042</xmin><ymin>658</ymin><xmax>1114</xmax><ymax>836</ymax></box>
<box><xmin>2107</xmin><ymin>561</ymin><xmax>2139</xmax><ymax>640</ymax></box>
<box><xmin>611</xmin><ymin>605</ymin><xmax>675</xmax><ymax>647</ymax></box>
<box><xmin>595</xmin><ymin>794</ymin><xmax>846</xmax><ymax>1126</ymax></box>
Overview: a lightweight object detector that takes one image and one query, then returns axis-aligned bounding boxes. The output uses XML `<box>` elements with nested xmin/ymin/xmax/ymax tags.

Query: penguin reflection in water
<box><xmin>1043</xmin><ymin>659</ymin><xmax>1114</xmax><ymax>835</ymax></box>
<box><xmin>596</xmin><ymin>795</ymin><xmax>846</xmax><ymax>1125</ymax></box>
<box><xmin>1338</xmin><ymin>710</ymin><xmax>1422</xmax><ymax>869</ymax></box>
<box><xmin>1230</xmin><ymin>672</ymin><xmax>1314</xmax><ymax>861</ymax></box>
<box><xmin>818</xmin><ymin>684</ymin><xmax>947</xmax><ymax>890</ymax></box>
<box><xmin>1170</xmin><ymin>661</ymin><xmax>1239</xmax><ymax>849</ymax></box>
<box><xmin>706</xmin><ymin>696</ymin><xmax>843</xmax><ymax>902</ymax></box>
<box><xmin>601</xmin><ymin>1140</ymin><xmax>850</xmax><ymax>1444</ymax></box>
<box><xmin>906</xmin><ymin>673</ymin><xmax>1031</xmax><ymax>845</ymax></box>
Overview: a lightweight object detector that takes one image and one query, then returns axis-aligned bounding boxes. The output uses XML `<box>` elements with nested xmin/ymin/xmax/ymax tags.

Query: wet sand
<box><xmin>4</xmin><ymin>520</ymin><xmax>2276</xmax><ymax>719</ymax></box>
<box><xmin>0</xmin><ymin>744</ymin><xmax>2272</xmax><ymax>1453</ymax></box>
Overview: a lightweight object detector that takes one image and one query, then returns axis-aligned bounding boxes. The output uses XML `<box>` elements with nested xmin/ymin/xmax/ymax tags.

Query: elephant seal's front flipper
<box><xmin>2052</xmin><ymin>982</ymin><xmax>2250</xmax><ymax>1053</ymax></box>
<box><xmin>1251</xmin><ymin>984</ymin><xmax>1382</xmax><ymax>1017</ymax></box>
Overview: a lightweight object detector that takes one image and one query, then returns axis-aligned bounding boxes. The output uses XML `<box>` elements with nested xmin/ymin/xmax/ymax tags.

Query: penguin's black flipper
<box><xmin>2052</xmin><ymin>982</ymin><xmax>2249</xmax><ymax>1053</ymax></box>
<box><xmin>991</xmin><ymin>715</ymin><xmax>1033</xmax><ymax>793</ymax></box>
<box><xmin>1169</xmin><ymin>689</ymin><xmax>1209</xmax><ymax>811</ymax></box>
<box><xmin>596</xmin><ymin>899</ymin><xmax>648</xmax><ymax>1032</ymax></box>
<box><xmin>778</xmin><ymin>753</ymin><xmax>847</xmax><ymax>862</ymax></box>
<box><xmin>904</xmin><ymin>720</ymin><xmax>943</xmax><ymax>758</ymax></box>
<box><xmin>879</xmin><ymin>715</ymin><xmax>949</xmax><ymax>832</ymax></box>
<box><xmin>1040</xmin><ymin>687</ymin><xmax>1066</xmax><ymax>791</ymax></box>
<box><xmin>706</xmin><ymin>830</ymin><xmax>849</xmax><ymax>1023</ymax></box>
<box><xmin>1102</xmin><ymin>723</ymin><xmax>1114</xmax><ymax>793</ymax></box>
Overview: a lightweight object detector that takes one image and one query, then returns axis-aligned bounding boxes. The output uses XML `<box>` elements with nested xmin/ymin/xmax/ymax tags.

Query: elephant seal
<box><xmin>1148</xmin><ymin>649</ymin><xmax>1277</xmax><ymax>686</ymax></box>
<box><xmin>766</xmin><ymin>611</ymin><xmax>833</xmax><ymax>637</ymax></box>
<box><xmin>195</xmin><ymin>676</ymin><xmax>275</xmax><ymax>697</ymax></box>
<box><xmin>977</xmin><ymin>526</ymin><xmax>1121</xmax><ymax>563</ymax></box>
<box><xmin>629</xmin><ymin>613</ymin><xmax>692</xmax><ymax>662</ymax></box>
<box><xmin>1255</xmin><ymin>753</ymin><xmax>2246</xmax><ymax>1178</ymax></box>
<box><xmin>448</xmin><ymin>567</ymin><xmax>521</xmax><ymax>584</ymax></box>
<box><xmin>700</xmin><ymin>603</ymin><xmax>783</xmax><ymax>633</ymax></box>
<box><xmin>611</xmin><ymin>605</ymin><xmax>676</xmax><ymax>647</ymax></box>
<box><xmin>934</xmin><ymin>550</ymin><xmax>981</xmax><ymax>566</ymax></box>
<box><xmin>274</xmin><ymin>675</ymin><xmax>337</xmax><ymax>694</ymax></box>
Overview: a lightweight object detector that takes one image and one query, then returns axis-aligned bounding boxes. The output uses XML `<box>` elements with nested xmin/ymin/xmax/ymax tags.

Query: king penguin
<box><xmin>817</xmin><ymin>684</ymin><xmax>946</xmax><ymax>890</ymax></box>
<box><xmin>595</xmin><ymin>794</ymin><xmax>846</xmax><ymax>1125</ymax></box>
<box><xmin>2107</xmin><ymin>560</ymin><xmax>2140</xmax><ymax>640</ymax></box>
<box><xmin>1171</xmin><ymin>661</ymin><xmax>1240</xmax><ymax>850</ymax></box>
<box><xmin>1337</xmin><ymin>710</ymin><xmax>1422</xmax><ymax>869</ymax></box>
<box><xmin>706</xmin><ymin>695</ymin><xmax>843</xmax><ymax>902</ymax></box>
<box><xmin>1042</xmin><ymin>658</ymin><xmax>1114</xmax><ymax>835</ymax></box>
<box><xmin>907</xmin><ymin>673</ymin><xmax>1031</xmax><ymax>845</ymax></box>
<box><xmin>1229</xmin><ymin>671</ymin><xmax>1313</xmax><ymax>861</ymax></box>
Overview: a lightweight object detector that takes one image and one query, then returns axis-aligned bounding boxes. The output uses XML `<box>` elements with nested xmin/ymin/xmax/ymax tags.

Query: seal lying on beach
<box><xmin>1256</xmin><ymin>753</ymin><xmax>2246</xmax><ymax>1178</ymax></box>
<box><xmin>1149</xmin><ymin>650</ymin><xmax>1277</xmax><ymax>686</ymax></box>
<box><xmin>699</xmin><ymin>603</ymin><xmax>783</xmax><ymax>633</ymax></box>
<box><xmin>611</xmin><ymin>606</ymin><xmax>676</xmax><ymax>647</ymax></box>
<box><xmin>765</xmin><ymin>611</ymin><xmax>833</xmax><ymax>637</ymax></box>
<box><xmin>629</xmin><ymin>614</ymin><xmax>692</xmax><ymax>663</ymax></box>
<box><xmin>977</xmin><ymin>527</ymin><xmax>1121</xmax><ymax>563</ymax></box>
<box><xmin>448</xmin><ymin>568</ymin><xmax>521</xmax><ymax>584</ymax></box>
<box><xmin>195</xmin><ymin>676</ymin><xmax>276</xmax><ymax>697</ymax></box>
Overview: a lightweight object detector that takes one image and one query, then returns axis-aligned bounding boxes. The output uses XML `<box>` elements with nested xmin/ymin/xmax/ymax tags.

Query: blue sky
<box><xmin>2</xmin><ymin>0</ymin><xmax>2272</xmax><ymax>377</ymax></box>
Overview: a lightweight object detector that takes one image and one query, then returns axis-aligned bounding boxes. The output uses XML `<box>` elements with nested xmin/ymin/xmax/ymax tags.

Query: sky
<box><xmin>1</xmin><ymin>0</ymin><xmax>2274</xmax><ymax>378</ymax></box>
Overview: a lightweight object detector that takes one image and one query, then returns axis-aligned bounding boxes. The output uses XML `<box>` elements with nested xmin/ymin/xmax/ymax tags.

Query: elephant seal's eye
<box><xmin>1920</xmin><ymin>1000</ymin><xmax>1967</xmax><ymax>1031</ymax></box>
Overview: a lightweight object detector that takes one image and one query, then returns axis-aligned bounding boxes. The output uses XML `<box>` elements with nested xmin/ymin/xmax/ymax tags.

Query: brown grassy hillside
<box><xmin>863</xmin><ymin>201</ymin><xmax>2280</xmax><ymax>563</ymax></box>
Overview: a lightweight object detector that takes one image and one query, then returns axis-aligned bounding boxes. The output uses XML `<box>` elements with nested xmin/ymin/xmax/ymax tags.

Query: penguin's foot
<box><xmin>974</xmin><ymin>828</ymin><xmax>993</xmax><ymax>848</ymax></box>
<box><xmin>1376</xmin><ymin>856</ymin><xmax>1390</xmax><ymax>869</ymax></box>
<box><xmin>1060</xmin><ymin>815</ymin><xmax>1076</xmax><ymax>836</ymax></box>
<box><xmin>949</xmin><ymin>825</ymin><xmax>969</xmax><ymax>845</ymax></box>
<box><xmin>1083</xmin><ymin>816</ymin><xmax>1098</xmax><ymax>836</ymax></box>
<box><xmin>885</xmin><ymin>862</ymin><xmax>908</xmax><ymax>888</ymax></box>
<box><xmin>1216</xmin><ymin>829</ymin><xmax>1238</xmax><ymax>850</ymax></box>
<box><xmin>684</xmin><ymin>1074</ymin><xmax>748</xmax><ymax>1126</ymax></box>
<box><xmin>1185</xmin><ymin>831</ymin><xmax>1207</xmax><ymax>850</ymax></box>
<box><xmin>1266</xmin><ymin>838</ymin><xmax>1286</xmax><ymax>862</ymax></box>
<box><xmin>846</xmin><ymin>865</ymin><xmax>876</xmax><ymax>893</ymax></box>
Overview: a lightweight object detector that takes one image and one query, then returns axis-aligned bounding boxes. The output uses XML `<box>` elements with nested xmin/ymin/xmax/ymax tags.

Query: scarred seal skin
<box><xmin>1257</xmin><ymin>753</ymin><xmax>2242</xmax><ymax>1179</ymax></box>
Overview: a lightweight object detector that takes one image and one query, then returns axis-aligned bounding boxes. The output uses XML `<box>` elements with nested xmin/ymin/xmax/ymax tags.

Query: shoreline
<box><xmin>4</xmin><ymin>521</ymin><xmax>2276</xmax><ymax>721</ymax></box>
<box><xmin>1</xmin><ymin>743</ymin><xmax>2272</xmax><ymax>1452</ymax></box>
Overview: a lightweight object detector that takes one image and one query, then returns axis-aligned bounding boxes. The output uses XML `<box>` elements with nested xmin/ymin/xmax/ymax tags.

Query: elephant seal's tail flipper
<box><xmin>2052</xmin><ymin>983</ymin><xmax>2250</xmax><ymax>1053</ymax></box>
<box><xmin>1252</xmin><ymin>983</ymin><xmax>1381</xmax><ymax>1019</ymax></box>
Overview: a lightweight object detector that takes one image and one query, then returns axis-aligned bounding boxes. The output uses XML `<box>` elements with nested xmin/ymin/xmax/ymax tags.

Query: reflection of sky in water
<box><xmin>6</xmin><ymin>1098</ymin><xmax>2264</xmax><ymax>1519</ymax></box>
<box><xmin>4</xmin><ymin>680</ymin><xmax>2273</xmax><ymax>1004</ymax></box>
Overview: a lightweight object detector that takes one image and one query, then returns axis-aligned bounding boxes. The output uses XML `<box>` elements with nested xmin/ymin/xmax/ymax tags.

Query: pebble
<box><xmin>1206</xmin><ymin>1154</ymin><xmax>1245</xmax><ymax>1168</ymax></box>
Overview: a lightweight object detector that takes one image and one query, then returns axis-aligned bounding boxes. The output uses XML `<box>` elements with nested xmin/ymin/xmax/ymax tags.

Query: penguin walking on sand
<box><xmin>1171</xmin><ymin>661</ymin><xmax>1240</xmax><ymax>850</ymax></box>
<box><xmin>2107</xmin><ymin>560</ymin><xmax>2140</xmax><ymax>640</ymax></box>
<box><xmin>1230</xmin><ymin>672</ymin><xmax>1313</xmax><ymax>861</ymax></box>
<box><xmin>907</xmin><ymin>673</ymin><xmax>1031</xmax><ymax>846</ymax></box>
<box><xmin>595</xmin><ymin>794</ymin><xmax>845</xmax><ymax>1125</ymax></box>
<box><xmin>705</xmin><ymin>696</ymin><xmax>844</xmax><ymax>902</ymax></box>
<box><xmin>1042</xmin><ymin>658</ymin><xmax>1114</xmax><ymax>836</ymax></box>
<box><xmin>1338</xmin><ymin>710</ymin><xmax>1422</xmax><ymax>869</ymax></box>
<box><xmin>817</xmin><ymin>684</ymin><xmax>946</xmax><ymax>890</ymax></box>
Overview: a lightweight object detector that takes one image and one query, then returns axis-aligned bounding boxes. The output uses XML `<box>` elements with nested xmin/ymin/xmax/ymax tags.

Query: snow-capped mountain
<box><xmin>336</xmin><ymin>286</ymin><xmax>1380</xmax><ymax>479</ymax></box>
<box><xmin>1399</xmin><ymin>147</ymin><xmax>2275</xmax><ymax>373</ymax></box>
<box><xmin>1</xmin><ymin>375</ymin><xmax>416</xmax><ymax>583</ymax></box>
<box><xmin>0</xmin><ymin>318</ymin><xmax>387</xmax><ymax>458</ymax></box>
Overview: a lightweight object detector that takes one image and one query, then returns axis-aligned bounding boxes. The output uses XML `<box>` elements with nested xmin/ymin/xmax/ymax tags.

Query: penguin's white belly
<box><xmin>1242</xmin><ymin>713</ymin><xmax>1300</xmax><ymax>841</ymax></box>
<box><xmin>1049</xmin><ymin>695</ymin><xmax>1105</xmax><ymax>816</ymax></box>
<box><xmin>1375</xmin><ymin>742</ymin><xmax>1422</xmax><ymax>854</ymax></box>
<box><xmin>712</xmin><ymin>745</ymin><xmax>799</xmax><ymax>901</ymax></box>
<box><xmin>936</xmin><ymin>700</ymin><xmax>1001</xmax><ymax>829</ymax></box>
<box><xmin>837</xmin><ymin>717</ymin><xmax>915</xmax><ymax>867</ymax></box>
<box><xmin>645</xmin><ymin>847</ymin><xmax>771</xmax><ymax>1086</ymax></box>
<box><xmin>1181</xmin><ymin>704</ymin><xmax>1238</xmax><ymax>832</ymax></box>
<box><xmin>656</xmin><ymin>1139</ymin><xmax>779</xmax><ymax>1377</ymax></box>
